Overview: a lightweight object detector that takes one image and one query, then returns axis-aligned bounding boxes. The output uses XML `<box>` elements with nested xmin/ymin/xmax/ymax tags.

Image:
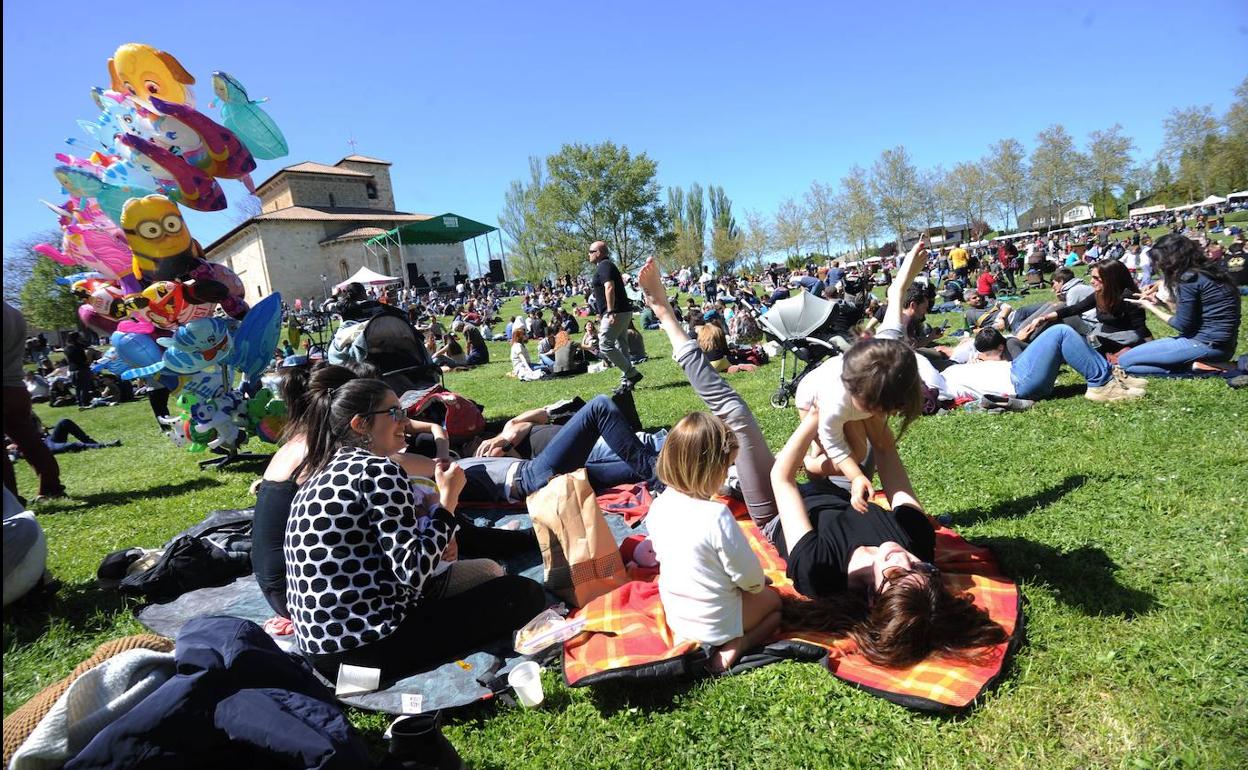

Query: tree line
<box><xmin>500</xmin><ymin>78</ymin><xmax>1246</xmax><ymax>278</ymax></box>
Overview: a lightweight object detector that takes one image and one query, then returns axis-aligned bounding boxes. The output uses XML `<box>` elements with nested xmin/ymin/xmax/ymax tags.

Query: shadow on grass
<box><xmin>945</xmin><ymin>475</ymin><xmax>1089</xmax><ymax>525</ymax></box>
<box><xmin>36</xmin><ymin>477</ymin><xmax>225</xmax><ymax>513</ymax></box>
<box><xmin>584</xmin><ymin>676</ymin><xmax>702</xmax><ymax>716</ymax></box>
<box><xmin>979</xmin><ymin>537</ymin><xmax>1157</xmax><ymax>618</ymax></box>
<box><xmin>3</xmin><ymin>578</ymin><xmax>135</xmax><ymax>648</ymax></box>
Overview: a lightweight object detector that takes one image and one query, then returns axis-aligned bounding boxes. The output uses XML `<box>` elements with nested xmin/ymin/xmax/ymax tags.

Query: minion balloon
<box><xmin>120</xmin><ymin>195</ymin><xmax>204</xmax><ymax>282</ymax></box>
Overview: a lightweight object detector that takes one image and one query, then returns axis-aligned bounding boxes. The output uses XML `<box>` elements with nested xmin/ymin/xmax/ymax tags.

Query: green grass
<box><xmin>6</xmin><ymin>288</ymin><xmax>1248</xmax><ymax>769</ymax></box>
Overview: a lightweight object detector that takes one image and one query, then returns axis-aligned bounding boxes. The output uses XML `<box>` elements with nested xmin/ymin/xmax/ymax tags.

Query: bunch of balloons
<box><xmin>34</xmin><ymin>43</ymin><xmax>293</xmax><ymax>458</ymax></box>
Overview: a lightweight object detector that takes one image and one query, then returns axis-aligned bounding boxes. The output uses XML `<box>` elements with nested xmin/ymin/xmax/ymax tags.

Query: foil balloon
<box><xmin>210</xmin><ymin>71</ymin><xmax>288</xmax><ymax>160</ymax></box>
<box><xmin>108</xmin><ymin>43</ymin><xmax>195</xmax><ymax>107</ymax></box>
<box><xmin>116</xmin><ymin>134</ymin><xmax>226</xmax><ymax>212</ymax></box>
<box><xmin>120</xmin><ymin>195</ymin><xmax>204</xmax><ymax>281</ymax></box>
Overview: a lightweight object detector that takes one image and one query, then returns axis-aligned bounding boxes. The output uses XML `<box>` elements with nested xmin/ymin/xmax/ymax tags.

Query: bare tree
<box><xmin>773</xmin><ymin>197</ymin><xmax>809</xmax><ymax>259</ymax></box>
<box><xmin>741</xmin><ymin>210</ymin><xmax>773</xmax><ymax>271</ymax></box>
<box><xmin>499</xmin><ymin>156</ymin><xmax>547</xmax><ymax>283</ymax></box>
<box><xmin>229</xmin><ymin>194</ymin><xmax>263</xmax><ymax>226</ymax></box>
<box><xmin>870</xmin><ymin>146</ymin><xmax>921</xmax><ymax>249</ymax></box>
<box><xmin>834</xmin><ymin>165</ymin><xmax>877</xmax><ymax>258</ymax></box>
<box><xmin>985</xmin><ymin>138</ymin><xmax>1028</xmax><ymax>230</ymax></box>
<box><xmin>804</xmin><ymin>181</ymin><xmax>837</xmax><ymax>257</ymax></box>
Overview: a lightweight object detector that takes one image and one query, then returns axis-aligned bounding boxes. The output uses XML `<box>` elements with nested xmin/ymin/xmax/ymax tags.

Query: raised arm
<box><xmin>878</xmin><ymin>235</ymin><xmax>928</xmax><ymax>339</ymax></box>
<box><xmin>769</xmin><ymin>410</ymin><xmax>822</xmax><ymax>549</ymax></box>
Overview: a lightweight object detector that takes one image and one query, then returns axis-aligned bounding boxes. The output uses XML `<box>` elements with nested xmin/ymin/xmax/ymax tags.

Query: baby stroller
<box><xmin>327</xmin><ymin>310</ymin><xmax>443</xmax><ymax>395</ymax></box>
<box><xmin>757</xmin><ymin>291</ymin><xmax>862</xmax><ymax>408</ymax></box>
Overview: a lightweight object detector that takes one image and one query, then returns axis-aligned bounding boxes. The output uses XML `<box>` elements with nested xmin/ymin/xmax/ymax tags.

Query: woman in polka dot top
<box><xmin>284</xmin><ymin>377</ymin><xmax>546</xmax><ymax>681</ymax></box>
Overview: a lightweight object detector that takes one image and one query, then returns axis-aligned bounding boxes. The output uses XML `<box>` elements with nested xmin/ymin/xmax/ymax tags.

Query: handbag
<box><xmin>527</xmin><ymin>469</ymin><xmax>628</xmax><ymax>607</ymax></box>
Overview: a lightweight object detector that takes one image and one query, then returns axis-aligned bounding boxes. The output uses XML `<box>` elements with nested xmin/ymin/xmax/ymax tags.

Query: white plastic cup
<box><xmin>507</xmin><ymin>661</ymin><xmax>544</xmax><ymax>708</ymax></box>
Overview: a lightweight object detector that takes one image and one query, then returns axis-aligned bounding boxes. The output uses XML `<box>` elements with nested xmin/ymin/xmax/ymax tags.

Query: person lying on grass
<box><xmin>283</xmin><ymin>376</ymin><xmax>546</xmax><ymax>681</ymax></box>
<box><xmin>636</xmin><ymin>255</ymin><xmax>1005</xmax><ymax>668</ymax></box>
<box><xmin>769</xmin><ymin>409</ymin><xmax>1009</xmax><ymax>667</ymax></box>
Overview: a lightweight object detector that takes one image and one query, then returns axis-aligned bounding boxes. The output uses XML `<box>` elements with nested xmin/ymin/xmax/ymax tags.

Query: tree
<box><xmin>4</xmin><ymin>229</ymin><xmax>61</xmax><ymax>307</ymax></box>
<box><xmin>939</xmin><ymin>161</ymin><xmax>989</xmax><ymax>232</ymax></box>
<box><xmin>772</xmin><ymin>198</ymin><xmax>808</xmax><ymax>259</ymax></box>
<box><xmin>665</xmin><ymin>186</ymin><xmax>687</xmax><ymax>263</ymax></box>
<box><xmin>499</xmin><ymin>156</ymin><xmax>548</xmax><ymax>283</ymax></box>
<box><xmin>1029</xmin><ymin>124</ymin><xmax>1084</xmax><ymax>224</ymax></box>
<box><xmin>684</xmin><ymin>183</ymin><xmax>706</xmax><ymax>268</ymax></box>
<box><xmin>1085</xmin><ymin>124</ymin><xmax>1136</xmax><ymax>217</ymax></box>
<box><xmin>985</xmin><ymin>138</ymin><xmax>1028</xmax><ymax>230</ymax></box>
<box><xmin>1208</xmin><ymin>77</ymin><xmax>1248</xmax><ymax>194</ymax></box>
<box><xmin>740</xmin><ymin>210</ymin><xmax>773</xmax><ymax>271</ymax></box>
<box><xmin>804</xmin><ymin>181</ymin><xmax>837</xmax><ymax>257</ymax></box>
<box><xmin>18</xmin><ymin>243</ymin><xmax>81</xmax><ymax>331</ymax></box>
<box><xmin>535</xmin><ymin>141</ymin><xmax>666</xmax><ymax>275</ymax></box>
<box><xmin>915</xmin><ymin>166</ymin><xmax>946</xmax><ymax>231</ymax></box>
<box><xmin>707</xmin><ymin>186</ymin><xmax>743</xmax><ymax>272</ymax></box>
<box><xmin>870</xmin><ymin>146</ymin><xmax>921</xmax><ymax>248</ymax></box>
<box><xmin>835</xmin><ymin>165</ymin><xmax>877</xmax><ymax>257</ymax></box>
<box><xmin>229</xmin><ymin>194</ymin><xmax>263</xmax><ymax>226</ymax></box>
<box><xmin>1161</xmin><ymin>106</ymin><xmax>1220</xmax><ymax>201</ymax></box>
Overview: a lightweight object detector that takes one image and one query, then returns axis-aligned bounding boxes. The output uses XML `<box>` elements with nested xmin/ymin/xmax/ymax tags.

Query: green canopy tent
<box><xmin>363</xmin><ymin>213</ymin><xmax>504</xmax><ymax>289</ymax></box>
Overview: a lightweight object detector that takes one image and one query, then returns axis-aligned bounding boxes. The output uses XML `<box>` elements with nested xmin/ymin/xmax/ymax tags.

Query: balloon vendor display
<box><xmin>35</xmin><ymin>43</ymin><xmax>291</xmax><ymax>465</ymax></box>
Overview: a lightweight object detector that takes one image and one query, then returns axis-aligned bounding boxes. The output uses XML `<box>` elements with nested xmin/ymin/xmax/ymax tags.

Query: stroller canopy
<box><xmin>761</xmin><ymin>291</ymin><xmax>836</xmax><ymax>340</ymax></box>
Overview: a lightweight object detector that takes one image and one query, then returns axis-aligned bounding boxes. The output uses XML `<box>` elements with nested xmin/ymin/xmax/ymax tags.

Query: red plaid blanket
<box><xmin>563</xmin><ymin>500</ymin><xmax>1021</xmax><ymax>711</ymax></box>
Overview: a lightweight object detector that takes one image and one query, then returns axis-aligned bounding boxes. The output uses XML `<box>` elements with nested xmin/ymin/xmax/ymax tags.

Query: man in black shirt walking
<box><xmin>63</xmin><ymin>332</ymin><xmax>93</xmax><ymax>408</ymax></box>
<box><xmin>589</xmin><ymin>241</ymin><xmax>643</xmax><ymax>393</ymax></box>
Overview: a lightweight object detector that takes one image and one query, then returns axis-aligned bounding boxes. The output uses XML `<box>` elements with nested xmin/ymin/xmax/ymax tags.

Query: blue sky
<box><xmin>4</xmin><ymin>0</ymin><xmax>1246</xmax><ymax>258</ymax></box>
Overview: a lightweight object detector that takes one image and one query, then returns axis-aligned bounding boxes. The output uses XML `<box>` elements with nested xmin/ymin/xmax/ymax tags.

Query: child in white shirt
<box><xmin>646</xmin><ymin>412</ymin><xmax>781</xmax><ymax>673</ymax></box>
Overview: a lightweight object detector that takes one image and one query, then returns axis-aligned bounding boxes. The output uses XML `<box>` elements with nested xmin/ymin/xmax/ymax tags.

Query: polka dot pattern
<box><xmin>284</xmin><ymin>447</ymin><xmax>456</xmax><ymax>655</ymax></box>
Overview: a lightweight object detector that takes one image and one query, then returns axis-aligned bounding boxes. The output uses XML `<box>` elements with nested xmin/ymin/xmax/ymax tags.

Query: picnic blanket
<box><xmin>563</xmin><ymin>501</ymin><xmax>1022</xmax><ymax>712</ymax></box>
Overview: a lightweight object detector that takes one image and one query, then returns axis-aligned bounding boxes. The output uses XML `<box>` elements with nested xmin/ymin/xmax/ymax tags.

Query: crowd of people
<box><xmin>4</xmin><ymin>212</ymin><xmax>1243</xmax><ymax>704</ymax></box>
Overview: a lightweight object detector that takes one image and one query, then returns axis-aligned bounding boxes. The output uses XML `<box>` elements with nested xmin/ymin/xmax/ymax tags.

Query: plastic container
<box><xmin>507</xmin><ymin>661</ymin><xmax>544</xmax><ymax>708</ymax></box>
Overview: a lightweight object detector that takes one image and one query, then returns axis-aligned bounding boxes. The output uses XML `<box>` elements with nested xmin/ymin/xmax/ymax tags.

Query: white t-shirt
<box><xmin>646</xmin><ymin>490</ymin><xmax>766</xmax><ymax>645</ymax></box>
<box><xmin>794</xmin><ymin>357</ymin><xmax>871</xmax><ymax>464</ymax></box>
<box><xmin>937</xmin><ymin>360</ymin><xmax>1016</xmax><ymax>399</ymax></box>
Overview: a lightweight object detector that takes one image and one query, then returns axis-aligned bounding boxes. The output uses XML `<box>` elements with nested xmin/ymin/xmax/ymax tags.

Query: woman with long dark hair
<box><xmin>636</xmin><ymin>251</ymin><xmax>1006</xmax><ymax>668</ymax></box>
<box><xmin>1120</xmin><ymin>233</ymin><xmax>1241</xmax><ymax>374</ymax></box>
<box><xmin>464</xmin><ymin>326</ymin><xmax>489</xmax><ymax>367</ymax></box>
<box><xmin>283</xmin><ymin>377</ymin><xmax>545</xmax><ymax>680</ymax></box>
<box><xmin>1021</xmin><ymin>258</ymin><xmax>1152</xmax><ymax>353</ymax></box>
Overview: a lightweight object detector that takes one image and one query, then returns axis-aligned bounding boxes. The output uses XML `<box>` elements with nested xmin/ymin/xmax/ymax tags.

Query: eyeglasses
<box><xmin>873</xmin><ymin>561</ymin><xmax>940</xmax><ymax>603</ymax></box>
<box><xmin>362</xmin><ymin>406</ymin><xmax>407</xmax><ymax>423</ymax></box>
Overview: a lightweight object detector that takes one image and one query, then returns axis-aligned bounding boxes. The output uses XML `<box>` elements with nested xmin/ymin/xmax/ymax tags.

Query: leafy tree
<box><xmin>915</xmin><ymin>166</ymin><xmax>946</xmax><ymax>231</ymax></box>
<box><xmin>1161</xmin><ymin>105</ymin><xmax>1220</xmax><ymax>201</ymax></box>
<box><xmin>18</xmin><ymin>243</ymin><xmax>81</xmax><ymax>331</ymax></box>
<box><xmin>870</xmin><ymin>145</ymin><xmax>921</xmax><ymax>248</ymax></box>
<box><xmin>535</xmin><ymin>141</ymin><xmax>666</xmax><ymax>275</ymax></box>
<box><xmin>499</xmin><ymin>156</ymin><xmax>548</xmax><ymax>283</ymax></box>
<box><xmin>707</xmin><ymin>186</ymin><xmax>742</xmax><ymax>272</ymax></box>
<box><xmin>1085</xmin><ymin>124</ymin><xmax>1136</xmax><ymax>217</ymax></box>
<box><xmin>4</xmin><ymin>228</ymin><xmax>62</xmax><ymax>305</ymax></box>
<box><xmin>804</xmin><ymin>181</ymin><xmax>837</xmax><ymax>257</ymax></box>
<box><xmin>772</xmin><ymin>197</ymin><xmax>808</xmax><ymax>259</ymax></box>
<box><xmin>665</xmin><ymin>186</ymin><xmax>687</xmax><ymax>262</ymax></box>
<box><xmin>1207</xmin><ymin>77</ymin><xmax>1248</xmax><ymax>194</ymax></box>
<box><xmin>1029</xmin><ymin>125</ymin><xmax>1084</xmax><ymax>221</ymax></box>
<box><xmin>985</xmin><ymin>138</ymin><xmax>1028</xmax><ymax>230</ymax></box>
<box><xmin>684</xmin><ymin>183</ymin><xmax>706</xmax><ymax>268</ymax></box>
<box><xmin>834</xmin><ymin>165</ymin><xmax>877</xmax><ymax>257</ymax></box>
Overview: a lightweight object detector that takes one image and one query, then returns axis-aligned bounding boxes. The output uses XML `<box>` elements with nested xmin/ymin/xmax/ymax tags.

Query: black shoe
<box><xmin>616</xmin><ymin>371</ymin><xmax>643</xmax><ymax>392</ymax></box>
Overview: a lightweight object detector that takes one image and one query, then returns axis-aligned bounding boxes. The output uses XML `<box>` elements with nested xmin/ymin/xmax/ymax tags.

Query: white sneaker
<box><xmin>1112</xmin><ymin>365</ymin><xmax>1148</xmax><ymax>389</ymax></box>
<box><xmin>1085</xmin><ymin>379</ymin><xmax>1145</xmax><ymax>402</ymax></box>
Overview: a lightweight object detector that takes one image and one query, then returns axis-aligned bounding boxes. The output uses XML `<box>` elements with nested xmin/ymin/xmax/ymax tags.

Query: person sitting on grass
<box><xmin>509</xmin><ymin>328</ymin><xmax>547</xmax><ymax>380</ymax></box>
<box><xmin>431</xmin><ymin>333</ymin><xmax>467</xmax><ymax>371</ymax></box>
<box><xmin>283</xmin><ymin>376</ymin><xmax>546</xmax><ymax>682</ymax></box>
<box><xmin>464</xmin><ymin>326</ymin><xmax>489</xmax><ymax>367</ymax></box>
<box><xmin>1017</xmin><ymin>258</ymin><xmax>1152</xmax><ymax>354</ymax></box>
<box><xmin>1120</xmin><ymin>234</ymin><xmax>1243</xmax><ymax>374</ymax></box>
<box><xmin>646</xmin><ymin>412</ymin><xmax>782</xmax><ymax>673</ymax></box>
<box><xmin>697</xmin><ymin>324</ymin><xmax>757</xmax><ymax>374</ymax></box>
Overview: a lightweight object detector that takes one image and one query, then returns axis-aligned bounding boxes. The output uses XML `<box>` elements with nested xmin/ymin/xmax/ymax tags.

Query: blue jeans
<box><xmin>584</xmin><ymin>430</ymin><xmax>667</xmax><ymax>489</ymax></box>
<box><xmin>1009</xmin><ymin>324</ymin><xmax>1110</xmax><ymax>399</ymax></box>
<box><xmin>1118</xmin><ymin>337</ymin><xmax>1226</xmax><ymax>375</ymax></box>
<box><xmin>516</xmin><ymin>395</ymin><xmax>657</xmax><ymax>496</ymax></box>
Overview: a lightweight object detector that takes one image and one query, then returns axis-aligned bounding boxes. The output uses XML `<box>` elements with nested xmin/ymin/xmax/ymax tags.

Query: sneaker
<box><xmin>1085</xmin><ymin>380</ymin><xmax>1144</xmax><ymax>403</ymax></box>
<box><xmin>1112</xmin><ymin>365</ymin><xmax>1148</xmax><ymax>389</ymax></box>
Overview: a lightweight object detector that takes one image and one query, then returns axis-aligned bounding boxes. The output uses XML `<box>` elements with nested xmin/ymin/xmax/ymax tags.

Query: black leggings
<box><xmin>307</xmin><ymin>574</ymin><xmax>546</xmax><ymax>682</ymax></box>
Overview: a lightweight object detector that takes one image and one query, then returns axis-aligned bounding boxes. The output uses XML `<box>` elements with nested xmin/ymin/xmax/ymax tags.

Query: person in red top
<box><xmin>976</xmin><ymin>264</ymin><xmax>998</xmax><ymax>299</ymax></box>
<box><xmin>996</xmin><ymin>240</ymin><xmax>1019</xmax><ymax>290</ymax></box>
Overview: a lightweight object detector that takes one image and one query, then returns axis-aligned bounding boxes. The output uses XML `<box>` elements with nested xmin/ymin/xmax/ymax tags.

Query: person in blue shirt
<box><xmin>1121</xmin><ymin>234</ymin><xmax>1242</xmax><ymax>374</ymax></box>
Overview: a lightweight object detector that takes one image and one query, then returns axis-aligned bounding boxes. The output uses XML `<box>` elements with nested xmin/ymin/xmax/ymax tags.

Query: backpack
<box><xmin>403</xmin><ymin>385</ymin><xmax>486</xmax><ymax>442</ymax></box>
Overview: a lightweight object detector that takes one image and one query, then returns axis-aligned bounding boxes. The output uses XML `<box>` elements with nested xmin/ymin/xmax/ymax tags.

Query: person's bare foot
<box><xmin>709</xmin><ymin>640</ymin><xmax>744</xmax><ymax>674</ymax></box>
<box><xmin>637</xmin><ymin>257</ymin><xmax>668</xmax><ymax>308</ymax></box>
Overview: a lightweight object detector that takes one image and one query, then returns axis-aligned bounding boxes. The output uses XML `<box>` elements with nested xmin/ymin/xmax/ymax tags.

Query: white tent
<box><xmin>1197</xmin><ymin>195</ymin><xmax>1227</xmax><ymax>206</ymax></box>
<box><xmin>335</xmin><ymin>266</ymin><xmax>400</xmax><ymax>291</ymax></box>
<box><xmin>1227</xmin><ymin>190</ymin><xmax>1248</xmax><ymax>200</ymax></box>
<box><xmin>1129</xmin><ymin>204</ymin><xmax>1166</xmax><ymax>217</ymax></box>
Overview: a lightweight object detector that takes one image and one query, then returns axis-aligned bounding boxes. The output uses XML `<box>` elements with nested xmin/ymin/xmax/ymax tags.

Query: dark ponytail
<box><xmin>292</xmin><ymin>377</ymin><xmax>393</xmax><ymax>480</ymax></box>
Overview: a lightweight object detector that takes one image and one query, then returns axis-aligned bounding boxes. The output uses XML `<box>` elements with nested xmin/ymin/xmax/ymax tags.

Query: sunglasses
<box><xmin>362</xmin><ymin>406</ymin><xmax>407</xmax><ymax>423</ymax></box>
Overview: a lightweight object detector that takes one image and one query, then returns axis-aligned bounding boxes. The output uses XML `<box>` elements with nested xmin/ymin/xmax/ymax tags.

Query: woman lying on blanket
<box><xmin>283</xmin><ymin>376</ymin><xmax>546</xmax><ymax>681</ymax></box>
<box><xmin>637</xmin><ymin>255</ymin><xmax>1006</xmax><ymax>670</ymax></box>
<box><xmin>252</xmin><ymin>362</ymin><xmax>533</xmax><ymax>622</ymax></box>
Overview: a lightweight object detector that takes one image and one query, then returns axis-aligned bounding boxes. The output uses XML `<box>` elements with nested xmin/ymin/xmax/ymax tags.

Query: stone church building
<box><xmin>204</xmin><ymin>155</ymin><xmax>472</xmax><ymax>306</ymax></box>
